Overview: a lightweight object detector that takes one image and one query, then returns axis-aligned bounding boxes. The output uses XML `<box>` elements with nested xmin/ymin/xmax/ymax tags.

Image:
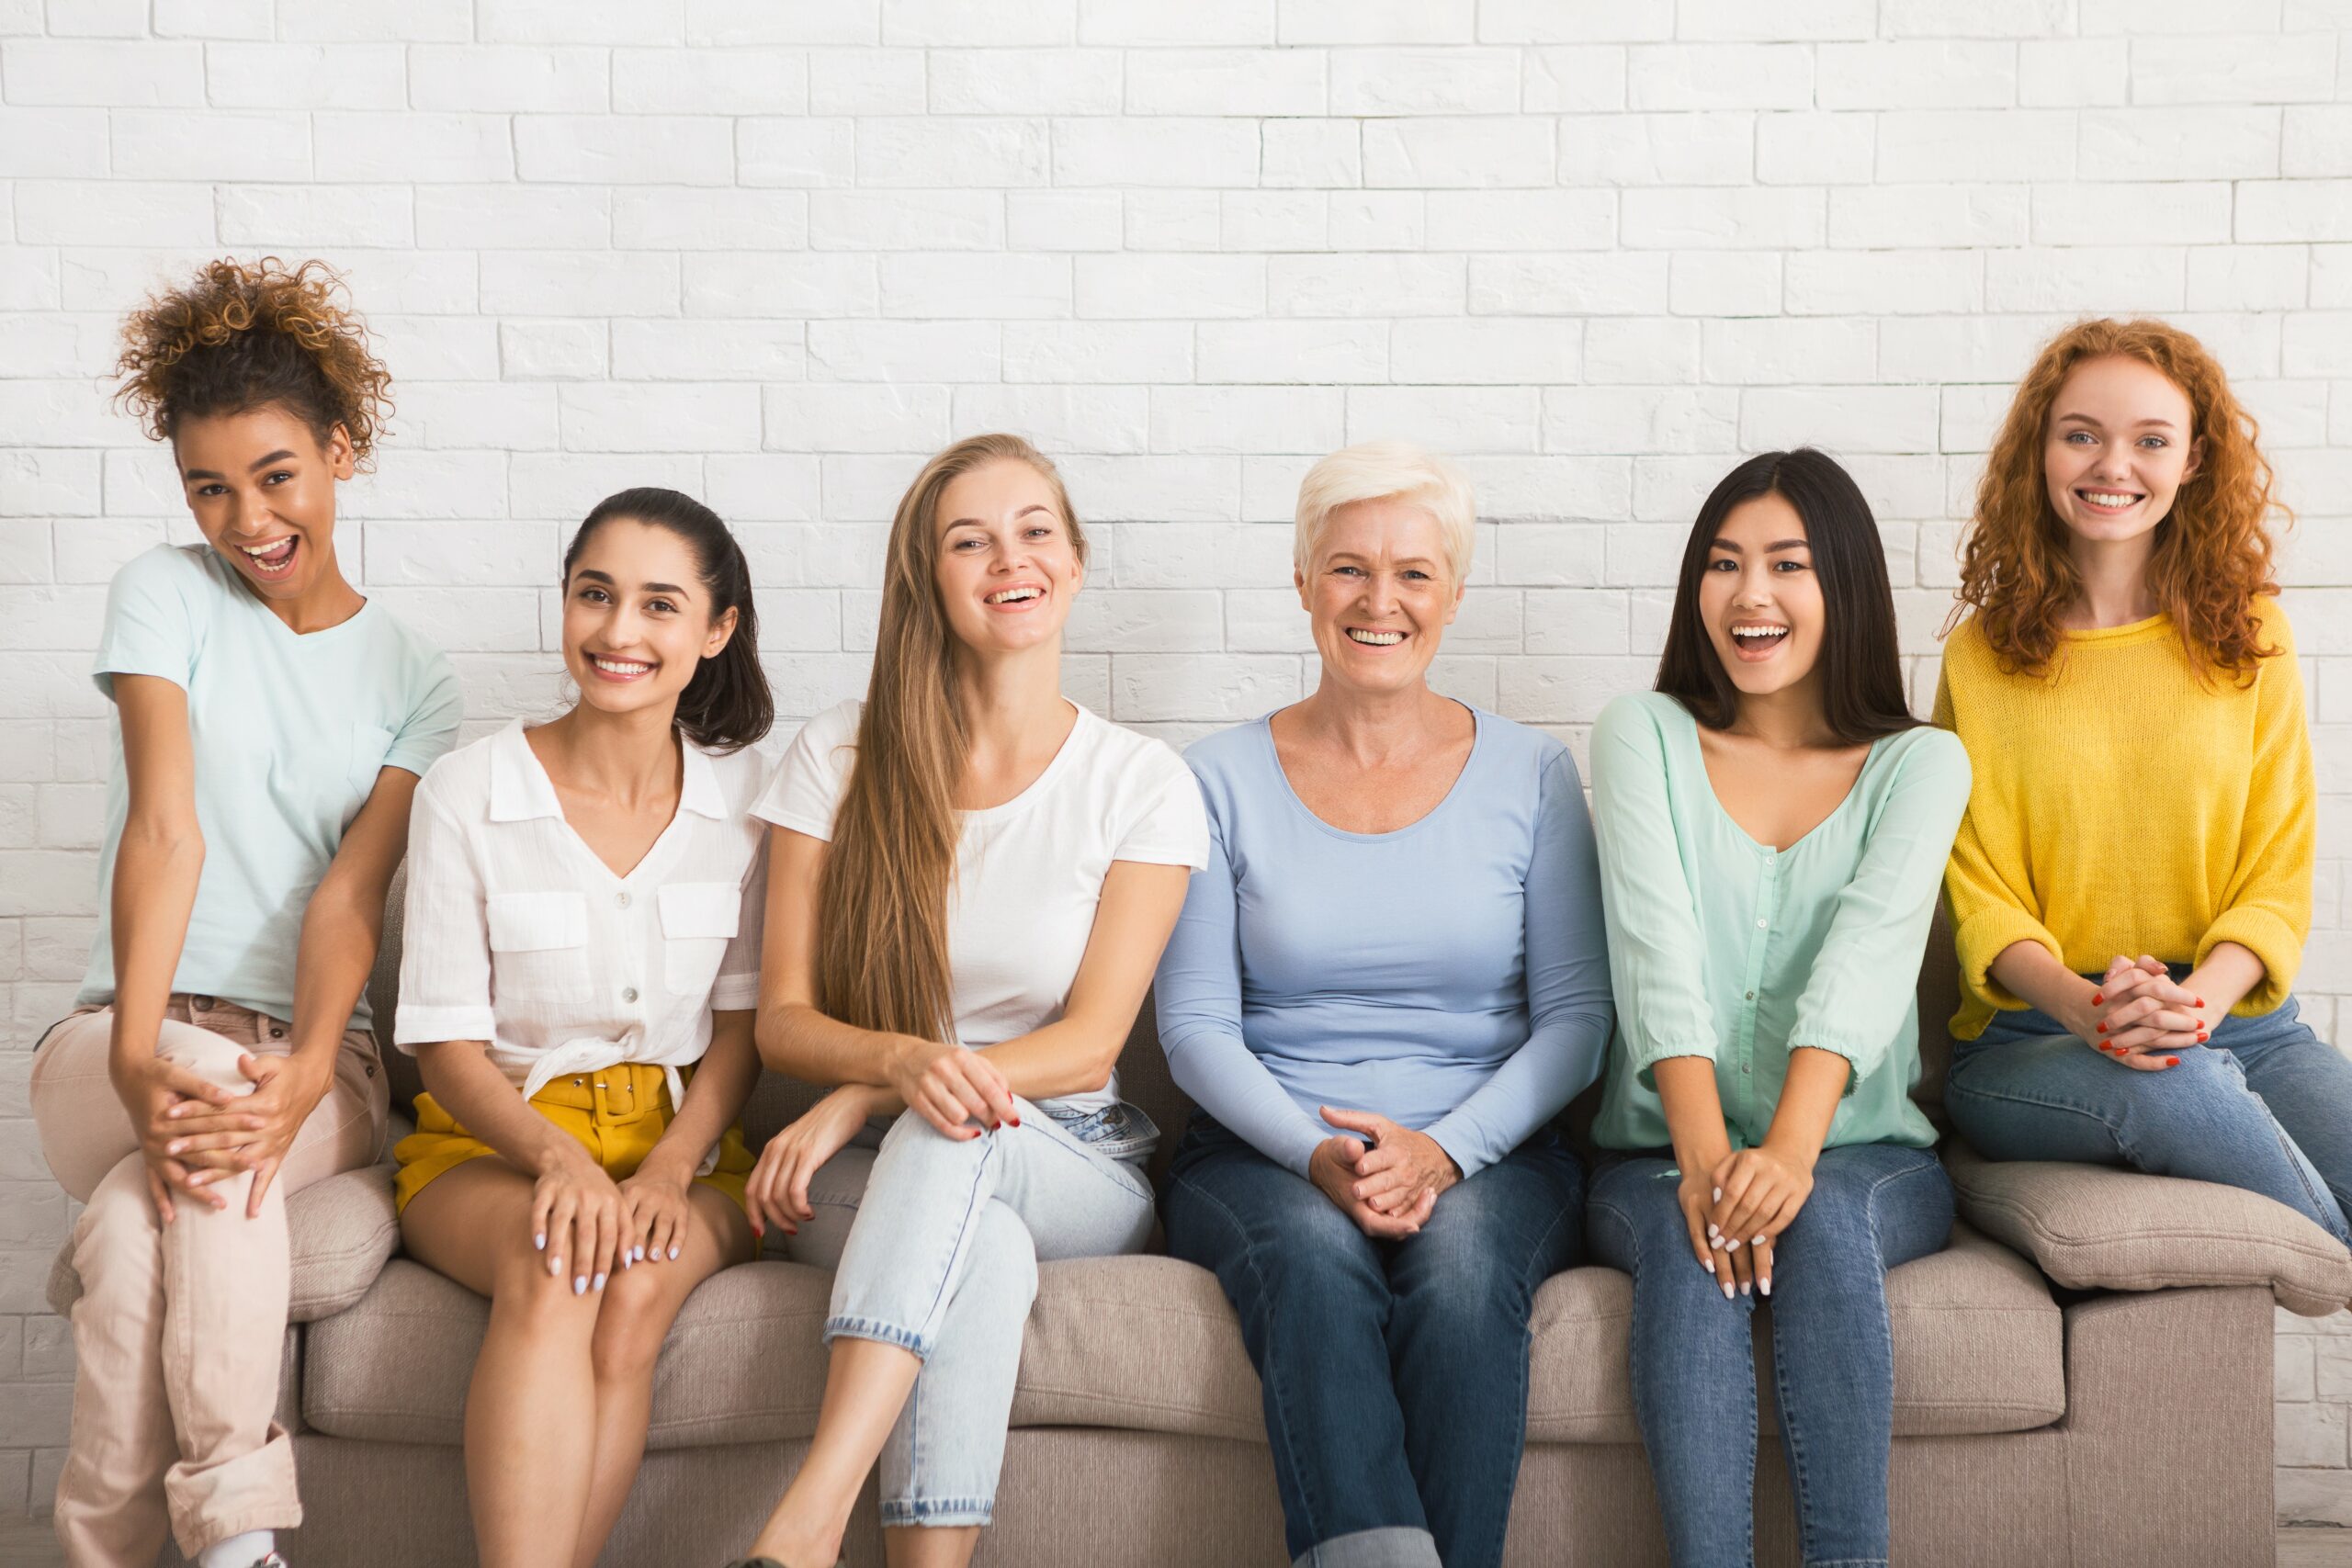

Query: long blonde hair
<box><xmin>815</xmin><ymin>434</ymin><xmax>1087</xmax><ymax>1042</ymax></box>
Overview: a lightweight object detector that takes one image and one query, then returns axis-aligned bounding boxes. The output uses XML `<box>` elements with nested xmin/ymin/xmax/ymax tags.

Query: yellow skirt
<box><xmin>393</xmin><ymin>1060</ymin><xmax>753</xmax><ymax>1215</ymax></box>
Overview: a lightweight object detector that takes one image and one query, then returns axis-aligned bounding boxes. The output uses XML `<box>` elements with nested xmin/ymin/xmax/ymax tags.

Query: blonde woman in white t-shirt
<box><xmin>728</xmin><ymin>434</ymin><xmax>1210</xmax><ymax>1568</ymax></box>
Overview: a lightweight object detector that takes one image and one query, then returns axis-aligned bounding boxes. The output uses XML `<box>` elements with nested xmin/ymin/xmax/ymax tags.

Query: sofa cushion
<box><xmin>1946</xmin><ymin>1139</ymin><xmax>2352</xmax><ymax>1317</ymax></box>
<box><xmin>46</xmin><ymin>1159</ymin><xmax>403</xmax><ymax>1325</ymax></box>
<box><xmin>301</xmin><ymin>1225</ymin><xmax>2064</xmax><ymax>1448</ymax></box>
<box><xmin>1523</xmin><ymin>1223</ymin><xmax>2064</xmax><ymax>1442</ymax></box>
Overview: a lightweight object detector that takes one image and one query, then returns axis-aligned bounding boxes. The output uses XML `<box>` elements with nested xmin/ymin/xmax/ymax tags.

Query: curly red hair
<box><xmin>1950</xmin><ymin>317</ymin><xmax>2289</xmax><ymax>681</ymax></box>
<box><xmin>115</xmin><ymin>255</ymin><xmax>391</xmax><ymax>470</ymax></box>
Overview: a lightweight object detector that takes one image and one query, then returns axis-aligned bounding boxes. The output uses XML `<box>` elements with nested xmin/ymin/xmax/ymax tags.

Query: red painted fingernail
<box><xmin>2096</xmin><ymin>1021</ymin><xmax>2107</xmax><ymax>1033</ymax></box>
<box><xmin>2165</xmin><ymin>1056</ymin><xmax>2179</xmax><ymax>1066</ymax></box>
<box><xmin>2092</xmin><ymin>992</ymin><xmax>2104</xmax><ymax>1005</ymax></box>
<box><xmin>1010</xmin><ymin>1116</ymin><xmax>1021</xmax><ymax>1127</ymax></box>
<box><xmin>2196</xmin><ymin>998</ymin><xmax>2205</xmax><ymax>1008</ymax></box>
<box><xmin>2196</xmin><ymin>1032</ymin><xmax>2208</xmax><ymax>1043</ymax></box>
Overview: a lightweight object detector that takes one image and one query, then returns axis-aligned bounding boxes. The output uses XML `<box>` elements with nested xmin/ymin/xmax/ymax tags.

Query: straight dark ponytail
<box><xmin>565</xmin><ymin>487</ymin><xmax>774</xmax><ymax>753</ymax></box>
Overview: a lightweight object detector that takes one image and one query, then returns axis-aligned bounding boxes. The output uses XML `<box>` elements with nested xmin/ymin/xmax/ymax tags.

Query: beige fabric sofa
<box><xmin>48</xmin><ymin>892</ymin><xmax>2352</xmax><ymax>1567</ymax></box>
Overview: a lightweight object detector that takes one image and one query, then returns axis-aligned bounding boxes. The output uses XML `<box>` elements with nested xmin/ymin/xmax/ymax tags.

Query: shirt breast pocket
<box><xmin>486</xmin><ymin>890</ymin><xmax>591</xmax><ymax>1005</ymax></box>
<box><xmin>659</xmin><ymin>882</ymin><xmax>741</xmax><ymax>998</ymax></box>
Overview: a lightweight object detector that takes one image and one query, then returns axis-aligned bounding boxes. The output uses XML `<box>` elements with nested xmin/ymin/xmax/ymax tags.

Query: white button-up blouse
<box><xmin>392</xmin><ymin>720</ymin><xmax>770</xmax><ymax>1112</ymax></box>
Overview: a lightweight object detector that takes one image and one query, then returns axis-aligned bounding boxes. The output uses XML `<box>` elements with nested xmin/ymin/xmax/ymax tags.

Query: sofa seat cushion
<box><xmin>303</xmin><ymin>1225</ymin><xmax>2064</xmax><ymax>1448</ymax></box>
<box><xmin>1946</xmin><ymin>1139</ymin><xmax>2352</xmax><ymax>1317</ymax></box>
<box><xmin>47</xmin><ymin>1159</ymin><xmax>403</xmax><ymax>1325</ymax></box>
<box><xmin>1524</xmin><ymin>1224</ymin><xmax>2063</xmax><ymax>1441</ymax></box>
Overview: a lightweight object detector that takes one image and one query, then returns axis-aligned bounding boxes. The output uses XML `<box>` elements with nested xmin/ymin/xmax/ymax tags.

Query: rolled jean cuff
<box><xmin>821</xmin><ymin>1314</ymin><xmax>930</xmax><ymax>1359</ymax></box>
<box><xmin>880</xmin><ymin>1495</ymin><xmax>995</xmax><ymax>1529</ymax></box>
<box><xmin>1294</xmin><ymin>1527</ymin><xmax>1442</xmax><ymax>1568</ymax></box>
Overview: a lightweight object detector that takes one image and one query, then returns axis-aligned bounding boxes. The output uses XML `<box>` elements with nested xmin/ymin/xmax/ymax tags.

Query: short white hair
<box><xmin>1293</xmin><ymin>440</ymin><xmax>1476</xmax><ymax>584</ymax></box>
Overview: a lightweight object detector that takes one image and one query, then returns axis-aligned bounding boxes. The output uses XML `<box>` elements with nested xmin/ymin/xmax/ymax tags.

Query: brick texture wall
<box><xmin>4</xmin><ymin>0</ymin><xmax>2352</xmax><ymax>1527</ymax></box>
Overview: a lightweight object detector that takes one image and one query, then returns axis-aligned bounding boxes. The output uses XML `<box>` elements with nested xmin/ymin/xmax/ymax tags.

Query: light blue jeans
<box><xmin>782</xmin><ymin>1100</ymin><xmax>1155</xmax><ymax>1528</ymax></box>
<box><xmin>1587</xmin><ymin>1143</ymin><xmax>1953</xmax><ymax>1568</ymax></box>
<box><xmin>1945</xmin><ymin>984</ymin><xmax>2352</xmax><ymax>1246</ymax></box>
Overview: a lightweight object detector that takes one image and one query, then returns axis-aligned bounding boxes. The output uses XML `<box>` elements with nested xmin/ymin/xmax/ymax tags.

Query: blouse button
<box><xmin>622</xmin><ymin>986</ymin><xmax>639</xmax><ymax>1004</ymax></box>
<box><xmin>617</xmin><ymin>891</ymin><xmax>631</xmax><ymax>908</ymax></box>
<box><xmin>1755</xmin><ymin>918</ymin><xmax>1768</xmax><ymax>930</ymax></box>
<box><xmin>1745</xmin><ymin>991</ymin><xmax>1756</xmax><ymax>1000</ymax></box>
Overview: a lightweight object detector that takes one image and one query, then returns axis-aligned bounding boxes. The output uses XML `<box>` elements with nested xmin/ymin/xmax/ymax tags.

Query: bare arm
<box><xmin>642</xmin><ymin>1008</ymin><xmax>761</xmax><ymax>1177</ymax></box>
<box><xmin>104</xmin><ymin>675</ymin><xmax>239</xmax><ymax>1218</ymax></box>
<box><xmin>107</xmin><ymin>675</ymin><xmax>207</xmax><ymax>1091</ymax></box>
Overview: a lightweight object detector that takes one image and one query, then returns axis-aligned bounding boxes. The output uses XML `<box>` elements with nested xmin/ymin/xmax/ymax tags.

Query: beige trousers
<box><xmin>29</xmin><ymin>997</ymin><xmax>389</xmax><ymax>1566</ymax></box>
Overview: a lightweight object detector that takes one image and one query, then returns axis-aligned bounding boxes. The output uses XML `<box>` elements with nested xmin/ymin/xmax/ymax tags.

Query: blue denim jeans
<box><xmin>1161</xmin><ymin>1115</ymin><xmax>1584</xmax><ymax>1568</ymax></box>
<box><xmin>1587</xmin><ymin>1143</ymin><xmax>1953</xmax><ymax>1568</ymax></box>
<box><xmin>1944</xmin><ymin>984</ymin><xmax>2352</xmax><ymax>1245</ymax></box>
<box><xmin>782</xmin><ymin>1100</ymin><xmax>1156</xmax><ymax>1528</ymax></box>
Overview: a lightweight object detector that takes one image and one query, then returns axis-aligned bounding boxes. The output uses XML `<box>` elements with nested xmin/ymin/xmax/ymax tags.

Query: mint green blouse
<box><xmin>1589</xmin><ymin>692</ymin><xmax>1971</xmax><ymax>1154</ymax></box>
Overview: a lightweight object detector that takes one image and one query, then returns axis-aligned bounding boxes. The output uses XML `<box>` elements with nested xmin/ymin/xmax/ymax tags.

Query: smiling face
<box><xmin>560</xmin><ymin>517</ymin><xmax>737</xmax><ymax>724</ymax></box>
<box><xmin>931</xmin><ymin>457</ymin><xmax>1084</xmax><ymax>658</ymax></box>
<box><xmin>1298</xmin><ymin>496</ymin><xmax>1462</xmax><ymax>698</ymax></box>
<box><xmin>1698</xmin><ymin>491</ymin><xmax>1826</xmax><ymax>705</ymax></box>
<box><xmin>2042</xmin><ymin>354</ymin><xmax>2203</xmax><ymax>555</ymax></box>
<box><xmin>173</xmin><ymin>405</ymin><xmax>354</xmax><ymax>603</ymax></box>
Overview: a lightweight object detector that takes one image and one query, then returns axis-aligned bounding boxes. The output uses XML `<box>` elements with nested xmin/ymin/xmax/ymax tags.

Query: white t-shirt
<box><xmin>394</xmin><ymin>720</ymin><xmax>770</xmax><ymax>1122</ymax></box>
<box><xmin>752</xmin><ymin>698</ymin><xmax>1209</xmax><ymax>1114</ymax></box>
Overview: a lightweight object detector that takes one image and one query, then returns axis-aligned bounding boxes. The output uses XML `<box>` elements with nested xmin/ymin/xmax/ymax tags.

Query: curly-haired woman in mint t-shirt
<box><xmin>28</xmin><ymin>259</ymin><xmax>460</xmax><ymax>1568</ymax></box>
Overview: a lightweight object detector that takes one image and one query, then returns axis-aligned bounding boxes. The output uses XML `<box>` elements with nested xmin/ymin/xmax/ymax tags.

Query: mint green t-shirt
<box><xmin>75</xmin><ymin>544</ymin><xmax>464</xmax><ymax>1031</ymax></box>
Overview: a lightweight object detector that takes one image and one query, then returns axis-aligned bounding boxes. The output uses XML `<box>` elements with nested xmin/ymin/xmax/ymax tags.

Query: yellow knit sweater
<box><xmin>1935</xmin><ymin>597</ymin><xmax>2313</xmax><ymax>1040</ymax></box>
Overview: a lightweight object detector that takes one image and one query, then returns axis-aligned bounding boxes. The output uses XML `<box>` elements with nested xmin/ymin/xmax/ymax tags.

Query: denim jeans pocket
<box><xmin>1038</xmin><ymin>1099</ymin><xmax>1160</xmax><ymax>1163</ymax></box>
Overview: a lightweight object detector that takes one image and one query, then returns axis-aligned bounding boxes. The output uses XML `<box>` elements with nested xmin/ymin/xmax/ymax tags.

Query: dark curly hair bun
<box><xmin>114</xmin><ymin>255</ymin><xmax>392</xmax><ymax>469</ymax></box>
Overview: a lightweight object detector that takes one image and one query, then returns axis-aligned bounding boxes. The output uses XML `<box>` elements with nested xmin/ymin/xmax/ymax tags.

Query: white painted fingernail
<box><xmin>534</xmin><ymin>1232</ymin><xmax>546</xmax><ymax>1250</ymax></box>
<box><xmin>1722</xmin><ymin>1281</ymin><xmax>1735</xmax><ymax>1300</ymax></box>
<box><xmin>634</xmin><ymin>1245</ymin><xmax>644</xmax><ymax>1261</ymax></box>
<box><xmin>1740</xmin><ymin>1280</ymin><xmax>1751</xmax><ymax>1296</ymax></box>
<box><xmin>1711</xmin><ymin>1235</ymin><xmax>1727</xmax><ymax>1249</ymax></box>
<box><xmin>549</xmin><ymin>1256</ymin><xmax>563</xmax><ymax>1277</ymax></box>
<box><xmin>593</xmin><ymin>1272</ymin><xmax>606</xmax><ymax>1291</ymax></box>
<box><xmin>1713</xmin><ymin>1187</ymin><xmax>1722</xmax><ymax>1202</ymax></box>
<box><xmin>1752</xmin><ymin>1235</ymin><xmax>1766</xmax><ymax>1246</ymax></box>
<box><xmin>1726</xmin><ymin>1238</ymin><xmax>1740</xmax><ymax>1251</ymax></box>
<box><xmin>669</xmin><ymin>1245</ymin><xmax>681</xmax><ymax>1260</ymax></box>
<box><xmin>573</xmin><ymin>1276</ymin><xmax>587</xmax><ymax>1294</ymax></box>
<box><xmin>1706</xmin><ymin>1223</ymin><xmax>1721</xmax><ymax>1237</ymax></box>
<box><xmin>1759</xmin><ymin>1279</ymin><xmax>1771</xmax><ymax>1297</ymax></box>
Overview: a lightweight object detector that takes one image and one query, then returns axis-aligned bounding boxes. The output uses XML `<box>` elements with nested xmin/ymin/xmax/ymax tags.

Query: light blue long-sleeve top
<box><xmin>1152</xmin><ymin>705</ymin><xmax>1615</xmax><ymax>1180</ymax></box>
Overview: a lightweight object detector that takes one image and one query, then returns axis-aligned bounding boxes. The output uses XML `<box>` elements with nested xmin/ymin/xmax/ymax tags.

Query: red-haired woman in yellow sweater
<box><xmin>1936</xmin><ymin>318</ymin><xmax>2345</xmax><ymax>1243</ymax></box>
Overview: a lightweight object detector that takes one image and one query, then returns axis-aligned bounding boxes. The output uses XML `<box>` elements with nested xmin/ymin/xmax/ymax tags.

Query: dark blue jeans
<box><xmin>1587</xmin><ymin>1143</ymin><xmax>1953</xmax><ymax>1568</ymax></box>
<box><xmin>1946</xmin><ymin>985</ymin><xmax>2352</xmax><ymax>1245</ymax></box>
<box><xmin>1162</xmin><ymin>1116</ymin><xmax>1584</xmax><ymax>1568</ymax></box>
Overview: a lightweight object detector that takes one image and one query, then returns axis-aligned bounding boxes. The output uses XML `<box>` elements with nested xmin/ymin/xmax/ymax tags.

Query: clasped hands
<box><xmin>1306</xmin><ymin>1106</ymin><xmax>1460</xmax><ymax>1239</ymax></box>
<box><xmin>124</xmin><ymin>1048</ymin><xmax>329</xmax><ymax>1224</ymax></box>
<box><xmin>1676</xmin><ymin>1142</ymin><xmax>1815</xmax><ymax>1301</ymax></box>
<box><xmin>2076</xmin><ymin>953</ymin><xmax>2213</xmax><ymax>1071</ymax></box>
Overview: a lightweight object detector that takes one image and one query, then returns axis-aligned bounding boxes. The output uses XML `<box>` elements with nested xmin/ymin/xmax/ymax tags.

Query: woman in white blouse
<box><xmin>727</xmin><ymin>434</ymin><xmax>1208</xmax><ymax>1568</ymax></box>
<box><xmin>393</xmin><ymin>488</ymin><xmax>774</xmax><ymax>1568</ymax></box>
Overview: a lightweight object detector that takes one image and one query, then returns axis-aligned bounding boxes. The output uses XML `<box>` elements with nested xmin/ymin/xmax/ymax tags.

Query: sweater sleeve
<box><xmin>1589</xmin><ymin>696</ymin><xmax>1717</xmax><ymax>1089</ymax></box>
<box><xmin>1151</xmin><ymin>783</ymin><xmax>1330</xmax><ymax>1178</ymax></box>
<box><xmin>1788</xmin><ymin>729</ymin><xmax>1973</xmax><ymax>1085</ymax></box>
<box><xmin>1424</xmin><ymin>746</ymin><xmax>1614</xmax><ymax>1179</ymax></box>
<box><xmin>1934</xmin><ymin>660</ymin><xmax>2065</xmax><ymax>1010</ymax></box>
<box><xmin>2199</xmin><ymin>608</ymin><xmax>2315</xmax><ymax>1013</ymax></box>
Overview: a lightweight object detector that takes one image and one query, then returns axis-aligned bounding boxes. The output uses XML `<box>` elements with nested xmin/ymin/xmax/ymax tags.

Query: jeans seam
<box><xmin>1169</xmin><ymin>1163</ymin><xmax>1328</xmax><ymax>1548</ymax></box>
<box><xmin>912</xmin><ymin>1131</ymin><xmax>998</xmax><ymax>1342</ymax></box>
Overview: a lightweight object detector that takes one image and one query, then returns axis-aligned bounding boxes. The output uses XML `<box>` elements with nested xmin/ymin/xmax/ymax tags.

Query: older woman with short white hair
<box><xmin>1153</xmin><ymin>441</ymin><xmax>1613</xmax><ymax>1568</ymax></box>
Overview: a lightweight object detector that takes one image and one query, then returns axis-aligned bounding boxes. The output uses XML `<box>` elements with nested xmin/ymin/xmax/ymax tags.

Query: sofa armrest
<box><xmin>1945</xmin><ymin>1140</ymin><xmax>2352</xmax><ymax>1317</ymax></box>
<box><xmin>45</xmin><ymin>1158</ymin><xmax>403</xmax><ymax>1324</ymax></box>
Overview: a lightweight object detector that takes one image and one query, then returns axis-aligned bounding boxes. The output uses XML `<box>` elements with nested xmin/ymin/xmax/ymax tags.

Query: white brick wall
<box><xmin>2</xmin><ymin>0</ymin><xmax>2350</xmax><ymax>1529</ymax></box>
